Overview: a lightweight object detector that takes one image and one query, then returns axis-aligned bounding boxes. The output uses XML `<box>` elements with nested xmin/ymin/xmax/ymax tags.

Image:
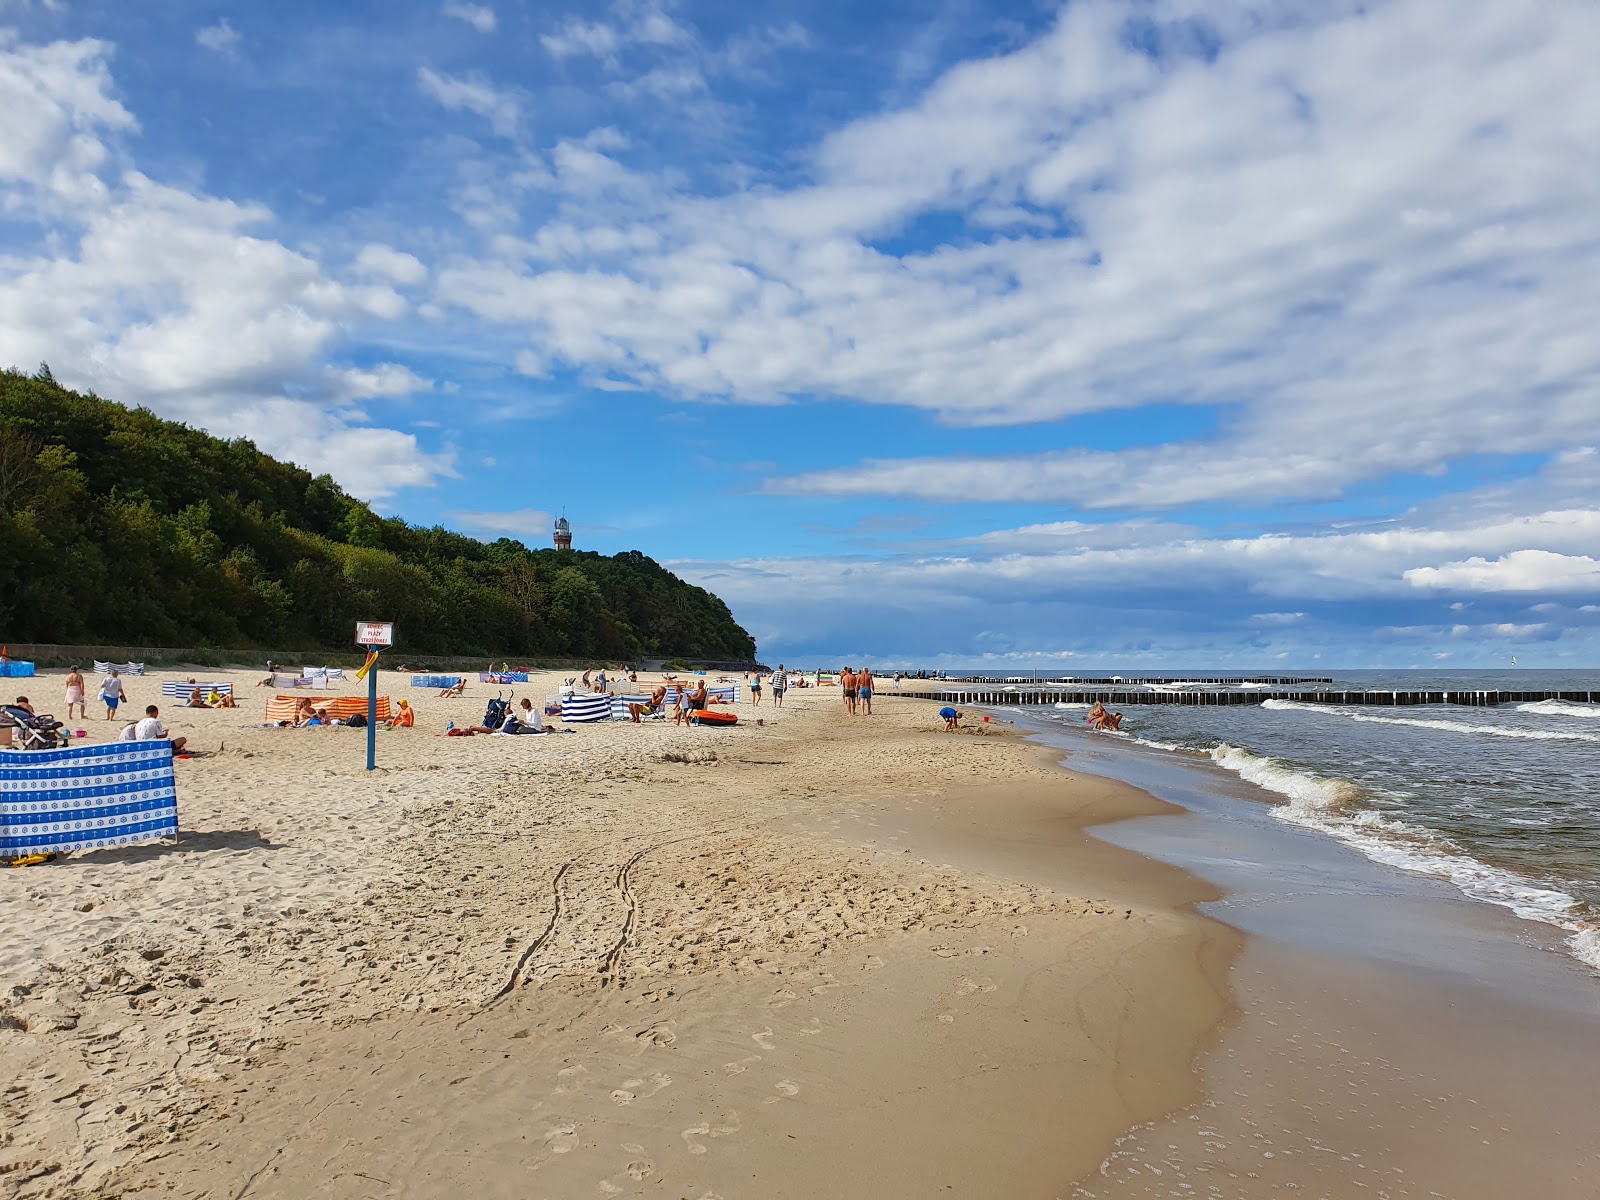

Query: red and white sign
<box><xmin>355</xmin><ymin>621</ymin><xmax>394</xmax><ymax>647</ymax></box>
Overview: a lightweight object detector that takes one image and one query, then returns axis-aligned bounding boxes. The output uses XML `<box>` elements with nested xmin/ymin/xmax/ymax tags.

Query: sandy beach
<box><xmin>1</xmin><ymin>668</ymin><xmax>1235</xmax><ymax>1197</ymax></box>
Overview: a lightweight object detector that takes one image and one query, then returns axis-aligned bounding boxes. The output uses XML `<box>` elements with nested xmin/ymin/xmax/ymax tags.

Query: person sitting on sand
<box><xmin>121</xmin><ymin>704</ymin><xmax>187</xmax><ymax>753</ymax></box>
<box><xmin>185</xmin><ymin>687</ymin><xmax>209</xmax><ymax>708</ymax></box>
<box><xmin>498</xmin><ymin>698</ymin><xmax>544</xmax><ymax>735</ymax></box>
<box><xmin>386</xmin><ymin>699</ymin><xmax>415</xmax><ymax>729</ymax></box>
<box><xmin>293</xmin><ymin>698</ymin><xmax>322</xmax><ymax>727</ymax></box>
<box><xmin>439</xmin><ymin>679</ymin><xmax>466</xmax><ymax>698</ymax></box>
<box><xmin>13</xmin><ymin>695</ymin><xmax>35</xmax><ymax>715</ymax></box>
<box><xmin>940</xmin><ymin>705</ymin><xmax>961</xmax><ymax>732</ymax></box>
<box><xmin>629</xmin><ymin>685</ymin><xmax>667</xmax><ymax>723</ymax></box>
<box><xmin>208</xmin><ymin>688</ymin><xmax>237</xmax><ymax>709</ymax></box>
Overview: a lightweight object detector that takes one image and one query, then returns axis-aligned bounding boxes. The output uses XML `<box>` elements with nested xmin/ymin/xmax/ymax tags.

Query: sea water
<box><xmin>1015</xmin><ymin>669</ymin><xmax>1600</xmax><ymax>974</ymax></box>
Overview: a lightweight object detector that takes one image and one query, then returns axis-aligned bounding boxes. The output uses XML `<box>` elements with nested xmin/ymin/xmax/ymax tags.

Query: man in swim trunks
<box><xmin>857</xmin><ymin>667</ymin><xmax>874</xmax><ymax>715</ymax></box>
<box><xmin>629</xmin><ymin>685</ymin><xmax>667</xmax><ymax>723</ymax></box>
<box><xmin>840</xmin><ymin>666</ymin><xmax>856</xmax><ymax>715</ymax></box>
<box><xmin>99</xmin><ymin>670</ymin><xmax>124</xmax><ymax>721</ymax></box>
<box><xmin>771</xmin><ymin>665</ymin><xmax>787</xmax><ymax>708</ymax></box>
<box><xmin>64</xmin><ymin>667</ymin><xmax>87</xmax><ymax>720</ymax></box>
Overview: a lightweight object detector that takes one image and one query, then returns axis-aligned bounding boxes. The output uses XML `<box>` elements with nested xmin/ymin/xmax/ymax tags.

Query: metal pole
<box><xmin>366</xmin><ymin>647</ymin><xmax>377</xmax><ymax>771</ymax></box>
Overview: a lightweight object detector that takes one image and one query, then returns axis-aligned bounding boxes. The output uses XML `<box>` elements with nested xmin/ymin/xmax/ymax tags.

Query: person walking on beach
<box><xmin>841</xmin><ymin>666</ymin><xmax>857</xmax><ymax>716</ymax></box>
<box><xmin>858</xmin><ymin>666</ymin><xmax>875</xmax><ymax>715</ymax></box>
<box><xmin>771</xmin><ymin>665</ymin><xmax>787</xmax><ymax>708</ymax></box>
<box><xmin>750</xmin><ymin>672</ymin><xmax>762</xmax><ymax>705</ymax></box>
<box><xmin>98</xmin><ymin>670</ymin><xmax>124</xmax><ymax>721</ymax></box>
<box><xmin>63</xmin><ymin>666</ymin><xmax>87</xmax><ymax>721</ymax></box>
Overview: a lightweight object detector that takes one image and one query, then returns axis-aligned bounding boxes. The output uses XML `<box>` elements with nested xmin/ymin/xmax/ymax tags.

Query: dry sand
<box><xmin>1</xmin><ymin>668</ymin><xmax>1235</xmax><ymax>1197</ymax></box>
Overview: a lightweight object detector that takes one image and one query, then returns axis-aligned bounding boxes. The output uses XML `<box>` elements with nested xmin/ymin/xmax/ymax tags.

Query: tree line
<box><xmin>0</xmin><ymin>367</ymin><xmax>756</xmax><ymax>661</ymax></box>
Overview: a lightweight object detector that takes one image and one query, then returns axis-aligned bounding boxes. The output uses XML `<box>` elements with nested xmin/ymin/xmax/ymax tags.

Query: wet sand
<box><xmin>1051</xmin><ymin>726</ymin><xmax>1600</xmax><ymax>1199</ymax></box>
<box><xmin>2</xmin><ymin>671</ymin><xmax>1234</xmax><ymax>1198</ymax></box>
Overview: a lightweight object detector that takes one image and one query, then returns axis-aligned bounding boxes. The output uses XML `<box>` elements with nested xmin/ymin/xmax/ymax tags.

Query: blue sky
<box><xmin>3</xmin><ymin>0</ymin><xmax>1599</xmax><ymax>666</ymax></box>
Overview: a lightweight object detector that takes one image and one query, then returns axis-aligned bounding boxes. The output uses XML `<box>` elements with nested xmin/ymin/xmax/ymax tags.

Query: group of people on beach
<box><xmin>840</xmin><ymin>666</ymin><xmax>875</xmax><ymax>715</ymax></box>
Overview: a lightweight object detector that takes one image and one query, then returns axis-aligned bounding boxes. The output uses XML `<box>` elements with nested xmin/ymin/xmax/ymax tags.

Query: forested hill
<box><xmin>0</xmin><ymin>368</ymin><xmax>756</xmax><ymax>661</ymax></box>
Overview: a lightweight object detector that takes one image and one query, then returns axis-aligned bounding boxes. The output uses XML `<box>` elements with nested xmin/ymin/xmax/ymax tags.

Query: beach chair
<box><xmin>0</xmin><ymin>705</ymin><xmax>68</xmax><ymax>750</ymax></box>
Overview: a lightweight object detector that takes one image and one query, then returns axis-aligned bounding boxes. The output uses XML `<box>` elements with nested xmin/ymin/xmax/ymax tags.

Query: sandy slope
<box><xmin>0</xmin><ymin>668</ymin><xmax>1232</xmax><ymax>1197</ymax></box>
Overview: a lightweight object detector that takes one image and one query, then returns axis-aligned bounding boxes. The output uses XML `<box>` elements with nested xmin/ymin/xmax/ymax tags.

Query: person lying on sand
<box><xmin>629</xmin><ymin>685</ymin><xmax>667</xmax><ymax>723</ymax></box>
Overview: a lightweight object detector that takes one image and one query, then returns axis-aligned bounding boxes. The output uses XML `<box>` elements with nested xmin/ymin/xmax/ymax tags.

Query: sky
<box><xmin>3</xmin><ymin>0</ymin><xmax>1599</xmax><ymax>668</ymax></box>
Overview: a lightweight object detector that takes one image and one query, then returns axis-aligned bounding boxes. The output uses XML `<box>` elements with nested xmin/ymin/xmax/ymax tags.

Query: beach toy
<box><xmin>76</xmin><ymin>730</ymin><xmax>88</xmax><ymax>737</ymax></box>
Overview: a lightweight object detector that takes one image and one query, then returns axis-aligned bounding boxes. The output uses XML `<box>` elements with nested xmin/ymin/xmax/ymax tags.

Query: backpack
<box><xmin>346</xmin><ymin>712</ymin><xmax>367</xmax><ymax>728</ymax></box>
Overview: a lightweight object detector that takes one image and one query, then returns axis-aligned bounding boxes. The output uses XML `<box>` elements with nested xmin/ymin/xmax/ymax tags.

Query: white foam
<box><xmin>1517</xmin><ymin>699</ymin><xmax>1600</xmax><ymax>720</ymax></box>
<box><xmin>1262</xmin><ymin>699</ymin><xmax>1600</xmax><ymax>743</ymax></box>
<box><xmin>1209</xmin><ymin>742</ymin><xmax>1599</xmax><ymax>975</ymax></box>
<box><xmin>1053</xmin><ymin>701</ymin><xmax>1092</xmax><ymax>710</ymax></box>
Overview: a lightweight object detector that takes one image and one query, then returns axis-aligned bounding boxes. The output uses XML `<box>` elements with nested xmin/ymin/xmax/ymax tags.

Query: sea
<box><xmin>961</xmin><ymin>669</ymin><xmax>1600</xmax><ymax>975</ymax></box>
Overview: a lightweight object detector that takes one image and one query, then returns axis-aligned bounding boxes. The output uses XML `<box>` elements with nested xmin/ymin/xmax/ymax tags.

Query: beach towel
<box><xmin>560</xmin><ymin>693</ymin><xmax>614</xmax><ymax>723</ymax></box>
<box><xmin>161</xmin><ymin>681</ymin><xmax>233</xmax><ymax>699</ymax></box>
<box><xmin>1</xmin><ymin>739</ymin><xmax>178</xmax><ymax>856</ymax></box>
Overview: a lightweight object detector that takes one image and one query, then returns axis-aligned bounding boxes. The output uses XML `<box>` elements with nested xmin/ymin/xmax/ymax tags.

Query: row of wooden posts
<box><xmin>892</xmin><ymin>689</ymin><xmax>1597</xmax><ymax>708</ymax></box>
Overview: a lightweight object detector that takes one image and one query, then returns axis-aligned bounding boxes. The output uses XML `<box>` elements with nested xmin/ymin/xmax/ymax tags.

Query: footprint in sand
<box><xmin>682</xmin><ymin>1123</ymin><xmax>711</xmax><ymax>1155</ymax></box>
<box><xmin>768</xmin><ymin>988</ymin><xmax>798</xmax><ymax>1009</ymax></box>
<box><xmin>861</xmin><ymin>955</ymin><xmax>884</xmax><ymax>971</ymax></box>
<box><xmin>796</xmin><ymin>1019</ymin><xmax>823</xmax><ymax>1037</ymax></box>
<box><xmin>751</xmin><ymin>1028</ymin><xmax>776</xmax><ymax>1050</ymax></box>
<box><xmin>763</xmin><ymin>1078</ymin><xmax>801</xmax><ymax>1103</ymax></box>
<box><xmin>635</xmin><ymin>1023</ymin><xmax>677</xmax><ymax>1046</ymax></box>
<box><xmin>600</xmin><ymin>1155</ymin><xmax>657</xmax><ymax>1190</ymax></box>
<box><xmin>609</xmin><ymin>1087</ymin><xmax>637</xmax><ymax>1105</ymax></box>
<box><xmin>556</xmin><ymin>1063</ymin><xmax>588</xmax><ymax>1090</ymax></box>
<box><xmin>723</xmin><ymin>1055</ymin><xmax>761</xmax><ymax>1075</ymax></box>
<box><xmin>937</xmin><ymin>1012</ymin><xmax>956</xmax><ymax>1024</ymax></box>
<box><xmin>544</xmin><ymin>1123</ymin><xmax>579</xmax><ymax>1154</ymax></box>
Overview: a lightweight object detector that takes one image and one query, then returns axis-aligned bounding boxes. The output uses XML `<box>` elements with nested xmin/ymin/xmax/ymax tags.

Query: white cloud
<box><xmin>417</xmin><ymin>65</ymin><xmax>521</xmax><ymax>137</ymax></box>
<box><xmin>451</xmin><ymin>508</ymin><xmax>555</xmax><ymax>539</ymax></box>
<box><xmin>541</xmin><ymin>18</ymin><xmax>622</xmax><ymax>62</ymax></box>
<box><xmin>195</xmin><ymin>19</ymin><xmax>240</xmax><ymax>57</ymax></box>
<box><xmin>0</xmin><ymin>34</ymin><xmax>449</xmax><ymax>501</ymax></box>
<box><xmin>437</xmin><ymin>0</ymin><xmax>1600</xmax><ymax>510</ymax></box>
<box><xmin>1405</xmin><ymin>550</ymin><xmax>1600</xmax><ymax>594</ymax></box>
<box><xmin>442</xmin><ymin>2</ymin><xmax>496</xmax><ymax>34</ymax></box>
<box><xmin>327</xmin><ymin>363</ymin><xmax>432</xmax><ymax>402</ymax></box>
<box><xmin>354</xmin><ymin>243</ymin><xmax>428</xmax><ymax>286</ymax></box>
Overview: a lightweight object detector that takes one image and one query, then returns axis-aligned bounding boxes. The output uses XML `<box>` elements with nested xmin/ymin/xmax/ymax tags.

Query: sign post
<box><xmin>355</xmin><ymin>621</ymin><xmax>394</xmax><ymax>772</ymax></box>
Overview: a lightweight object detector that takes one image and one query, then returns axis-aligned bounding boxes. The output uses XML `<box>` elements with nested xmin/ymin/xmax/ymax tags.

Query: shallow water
<box><xmin>1008</xmin><ymin>668</ymin><xmax>1600</xmax><ymax>973</ymax></box>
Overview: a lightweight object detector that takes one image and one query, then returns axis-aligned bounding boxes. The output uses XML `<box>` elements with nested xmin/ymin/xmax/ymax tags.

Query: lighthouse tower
<box><xmin>553</xmin><ymin>515</ymin><xmax>572</xmax><ymax>550</ymax></box>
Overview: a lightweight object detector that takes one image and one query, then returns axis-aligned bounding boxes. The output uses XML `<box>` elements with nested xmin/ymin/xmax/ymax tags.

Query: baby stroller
<box><xmin>0</xmin><ymin>704</ymin><xmax>68</xmax><ymax>750</ymax></box>
<box><xmin>481</xmin><ymin>695</ymin><xmax>511</xmax><ymax>731</ymax></box>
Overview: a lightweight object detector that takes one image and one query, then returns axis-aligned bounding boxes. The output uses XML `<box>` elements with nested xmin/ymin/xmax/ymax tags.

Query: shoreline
<box><xmin>1024</xmin><ymin>717</ymin><xmax>1600</xmax><ymax>1197</ymax></box>
<box><xmin>3</xmin><ymin>668</ymin><xmax>1238</xmax><ymax>1198</ymax></box>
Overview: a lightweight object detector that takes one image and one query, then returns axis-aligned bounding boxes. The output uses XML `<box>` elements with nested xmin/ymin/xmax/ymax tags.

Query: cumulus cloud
<box><xmin>0</xmin><ymin>34</ymin><xmax>448</xmax><ymax>501</ymax></box>
<box><xmin>354</xmin><ymin>243</ymin><xmax>428</xmax><ymax>286</ymax></box>
<box><xmin>417</xmin><ymin>66</ymin><xmax>521</xmax><ymax>137</ymax></box>
<box><xmin>441</xmin><ymin>2</ymin><xmax>496</xmax><ymax>34</ymax></box>
<box><xmin>1406</xmin><ymin>550</ymin><xmax>1600</xmax><ymax>594</ymax></box>
<box><xmin>326</xmin><ymin>363</ymin><xmax>433</xmax><ymax>402</ymax></box>
<box><xmin>439</xmin><ymin>0</ymin><xmax>1600</xmax><ymax>510</ymax></box>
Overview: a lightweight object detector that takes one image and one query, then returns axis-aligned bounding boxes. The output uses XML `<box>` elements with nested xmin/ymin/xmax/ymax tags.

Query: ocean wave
<box><xmin>1517</xmin><ymin>699</ymin><xmax>1600</xmax><ymax>720</ymax></box>
<box><xmin>1209</xmin><ymin>742</ymin><xmax>1599</xmax><ymax>974</ymax></box>
<box><xmin>1261</xmin><ymin>699</ymin><xmax>1600</xmax><ymax>743</ymax></box>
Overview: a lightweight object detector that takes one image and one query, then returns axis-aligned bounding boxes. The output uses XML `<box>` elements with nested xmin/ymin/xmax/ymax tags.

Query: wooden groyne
<box><xmin>940</xmin><ymin>675</ymin><xmax>1334</xmax><ymax>686</ymax></box>
<box><xmin>891</xmin><ymin>689</ymin><xmax>1597</xmax><ymax>708</ymax></box>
